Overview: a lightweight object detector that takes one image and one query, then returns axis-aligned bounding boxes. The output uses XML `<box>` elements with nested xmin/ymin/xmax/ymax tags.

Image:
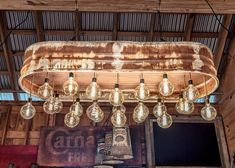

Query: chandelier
<box><xmin>18</xmin><ymin>41</ymin><xmax>219</xmax><ymax>128</ymax></box>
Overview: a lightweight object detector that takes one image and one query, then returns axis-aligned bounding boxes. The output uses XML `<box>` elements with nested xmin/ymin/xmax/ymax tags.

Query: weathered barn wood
<box><xmin>1</xmin><ymin>0</ymin><xmax>235</xmax><ymax>13</ymax></box>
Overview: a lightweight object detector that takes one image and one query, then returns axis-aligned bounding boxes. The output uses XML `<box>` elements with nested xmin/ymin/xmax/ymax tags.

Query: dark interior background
<box><xmin>153</xmin><ymin>122</ymin><xmax>221</xmax><ymax>166</ymax></box>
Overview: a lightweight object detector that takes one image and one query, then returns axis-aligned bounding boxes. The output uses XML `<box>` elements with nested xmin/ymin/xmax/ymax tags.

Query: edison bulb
<box><xmin>70</xmin><ymin>98</ymin><xmax>83</xmax><ymax>117</ymax></box>
<box><xmin>158</xmin><ymin>73</ymin><xmax>174</xmax><ymax>96</ymax></box>
<box><xmin>153</xmin><ymin>99</ymin><xmax>166</xmax><ymax>118</ymax></box>
<box><xmin>135</xmin><ymin>78</ymin><xmax>150</xmax><ymax>101</ymax></box>
<box><xmin>20</xmin><ymin>98</ymin><xmax>36</xmax><ymax>119</ymax></box>
<box><xmin>38</xmin><ymin>78</ymin><xmax>53</xmax><ymax>98</ymax></box>
<box><xmin>64</xmin><ymin>112</ymin><xmax>80</xmax><ymax>128</ymax></box>
<box><xmin>183</xmin><ymin>80</ymin><xmax>199</xmax><ymax>102</ymax></box>
<box><xmin>63</xmin><ymin>72</ymin><xmax>79</xmax><ymax>96</ymax></box>
<box><xmin>133</xmin><ymin>102</ymin><xmax>149</xmax><ymax>123</ymax></box>
<box><xmin>86</xmin><ymin>77</ymin><xmax>101</xmax><ymax>100</ymax></box>
<box><xmin>111</xmin><ymin>110</ymin><xmax>127</xmax><ymax>127</ymax></box>
<box><xmin>86</xmin><ymin>101</ymin><xmax>104</xmax><ymax>122</ymax></box>
<box><xmin>176</xmin><ymin>94</ymin><xmax>194</xmax><ymax>114</ymax></box>
<box><xmin>157</xmin><ymin>112</ymin><xmax>172</xmax><ymax>128</ymax></box>
<box><xmin>112</xmin><ymin>104</ymin><xmax>126</xmax><ymax>113</ymax></box>
<box><xmin>43</xmin><ymin>94</ymin><xmax>63</xmax><ymax>114</ymax></box>
<box><xmin>109</xmin><ymin>84</ymin><xmax>124</xmax><ymax>106</ymax></box>
<box><xmin>201</xmin><ymin>101</ymin><xmax>217</xmax><ymax>121</ymax></box>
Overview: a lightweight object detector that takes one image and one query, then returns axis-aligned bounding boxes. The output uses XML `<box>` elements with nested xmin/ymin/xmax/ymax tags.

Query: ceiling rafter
<box><xmin>75</xmin><ymin>10</ymin><xmax>81</xmax><ymax>41</ymax></box>
<box><xmin>1</xmin><ymin>0</ymin><xmax>235</xmax><ymax>14</ymax></box>
<box><xmin>33</xmin><ymin>11</ymin><xmax>45</xmax><ymax>42</ymax></box>
<box><xmin>112</xmin><ymin>13</ymin><xmax>119</xmax><ymax>40</ymax></box>
<box><xmin>148</xmin><ymin>13</ymin><xmax>156</xmax><ymax>41</ymax></box>
<box><xmin>214</xmin><ymin>14</ymin><xmax>233</xmax><ymax>70</ymax></box>
<box><xmin>184</xmin><ymin>13</ymin><xmax>195</xmax><ymax>41</ymax></box>
<box><xmin>0</xmin><ymin>10</ymin><xmax>229</xmax><ymax>99</ymax></box>
<box><xmin>0</xmin><ymin>11</ymin><xmax>18</xmax><ymax>100</ymax></box>
<box><xmin>219</xmin><ymin>36</ymin><xmax>235</xmax><ymax>104</ymax></box>
<box><xmin>9</xmin><ymin>29</ymin><xmax>219</xmax><ymax>38</ymax></box>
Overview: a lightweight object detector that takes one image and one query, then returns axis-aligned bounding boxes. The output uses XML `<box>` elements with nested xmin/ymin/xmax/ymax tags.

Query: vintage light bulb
<box><xmin>135</xmin><ymin>78</ymin><xmax>150</xmax><ymax>101</ymax></box>
<box><xmin>69</xmin><ymin>98</ymin><xmax>83</xmax><ymax>117</ymax></box>
<box><xmin>158</xmin><ymin>73</ymin><xmax>174</xmax><ymax>96</ymax></box>
<box><xmin>201</xmin><ymin>99</ymin><xmax>217</xmax><ymax>121</ymax></box>
<box><xmin>176</xmin><ymin>94</ymin><xmax>194</xmax><ymax>114</ymax></box>
<box><xmin>86</xmin><ymin>101</ymin><xmax>104</xmax><ymax>122</ymax></box>
<box><xmin>153</xmin><ymin>98</ymin><xmax>166</xmax><ymax>118</ymax></box>
<box><xmin>112</xmin><ymin>104</ymin><xmax>126</xmax><ymax>113</ymax></box>
<box><xmin>133</xmin><ymin>102</ymin><xmax>149</xmax><ymax>123</ymax></box>
<box><xmin>43</xmin><ymin>94</ymin><xmax>63</xmax><ymax>114</ymax></box>
<box><xmin>111</xmin><ymin>109</ymin><xmax>127</xmax><ymax>127</ymax></box>
<box><xmin>157</xmin><ymin>112</ymin><xmax>172</xmax><ymax>129</ymax></box>
<box><xmin>64</xmin><ymin>112</ymin><xmax>80</xmax><ymax>128</ymax></box>
<box><xmin>183</xmin><ymin>80</ymin><xmax>199</xmax><ymax>102</ymax></box>
<box><xmin>20</xmin><ymin>98</ymin><xmax>36</xmax><ymax>119</ymax></box>
<box><xmin>38</xmin><ymin>78</ymin><xmax>53</xmax><ymax>98</ymax></box>
<box><xmin>109</xmin><ymin>84</ymin><xmax>124</xmax><ymax>106</ymax></box>
<box><xmin>63</xmin><ymin>72</ymin><xmax>79</xmax><ymax>96</ymax></box>
<box><xmin>86</xmin><ymin>77</ymin><xmax>101</xmax><ymax>100</ymax></box>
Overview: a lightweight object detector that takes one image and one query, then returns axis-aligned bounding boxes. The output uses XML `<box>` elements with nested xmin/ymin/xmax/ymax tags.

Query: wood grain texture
<box><xmin>214</xmin><ymin>14</ymin><xmax>233</xmax><ymax>69</ymax></box>
<box><xmin>1</xmin><ymin>0</ymin><xmax>235</xmax><ymax>13</ymax></box>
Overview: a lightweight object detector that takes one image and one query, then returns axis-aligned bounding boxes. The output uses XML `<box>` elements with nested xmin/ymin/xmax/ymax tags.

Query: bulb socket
<box><xmin>163</xmin><ymin>73</ymin><xmax>168</xmax><ymax>79</ymax></box>
<box><xmin>179</xmin><ymin>93</ymin><xmax>183</xmax><ymax>98</ymax></box>
<box><xmin>140</xmin><ymin>78</ymin><xmax>145</xmax><ymax>83</ymax></box>
<box><xmin>76</xmin><ymin>97</ymin><xmax>80</xmax><ymax>102</ymax></box>
<box><xmin>69</xmin><ymin>72</ymin><xmax>74</xmax><ymax>78</ymax></box>
<box><xmin>55</xmin><ymin>93</ymin><xmax>59</xmax><ymax>98</ymax></box>
<box><xmin>205</xmin><ymin>97</ymin><xmax>209</xmax><ymax>104</ymax></box>
<box><xmin>93</xmin><ymin>100</ymin><xmax>98</xmax><ymax>103</ymax></box>
<box><xmin>92</xmin><ymin>77</ymin><xmax>97</xmax><ymax>82</ymax></box>
<box><xmin>28</xmin><ymin>97</ymin><xmax>32</xmax><ymax>102</ymax></box>
<box><xmin>44</xmin><ymin>78</ymin><xmax>49</xmax><ymax>83</ymax></box>
<box><xmin>115</xmin><ymin>83</ymin><xmax>119</xmax><ymax>88</ymax></box>
<box><xmin>157</xmin><ymin>98</ymin><xmax>162</xmax><ymax>102</ymax></box>
<box><xmin>188</xmin><ymin>79</ymin><xmax>193</xmax><ymax>85</ymax></box>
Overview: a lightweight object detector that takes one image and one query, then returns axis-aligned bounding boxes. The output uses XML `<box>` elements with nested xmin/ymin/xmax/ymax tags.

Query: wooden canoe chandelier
<box><xmin>18</xmin><ymin>41</ymin><xmax>219</xmax><ymax>128</ymax></box>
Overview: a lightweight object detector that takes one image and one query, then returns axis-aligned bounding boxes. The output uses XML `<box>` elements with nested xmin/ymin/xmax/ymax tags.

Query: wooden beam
<box><xmin>1</xmin><ymin>106</ymin><xmax>11</xmax><ymax>145</ymax></box>
<box><xmin>219</xmin><ymin>37</ymin><xmax>235</xmax><ymax>103</ymax></box>
<box><xmin>148</xmin><ymin>13</ymin><xmax>156</xmax><ymax>41</ymax></box>
<box><xmin>75</xmin><ymin>10</ymin><xmax>81</xmax><ymax>41</ymax></box>
<box><xmin>184</xmin><ymin>13</ymin><xmax>195</xmax><ymax>41</ymax></box>
<box><xmin>1</xmin><ymin>0</ymin><xmax>235</xmax><ymax>13</ymax></box>
<box><xmin>10</xmin><ymin>29</ymin><xmax>219</xmax><ymax>38</ymax></box>
<box><xmin>33</xmin><ymin>11</ymin><xmax>45</xmax><ymax>42</ymax></box>
<box><xmin>0</xmin><ymin>11</ymin><xmax>18</xmax><ymax>100</ymax></box>
<box><xmin>112</xmin><ymin>13</ymin><xmax>119</xmax><ymax>40</ymax></box>
<box><xmin>214</xmin><ymin>14</ymin><xmax>233</xmax><ymax>69</ymax></box>
<box><xmin>219</xmin><ymin>35</ymin><xmax>235</xmax><ymax>155</ymax></box>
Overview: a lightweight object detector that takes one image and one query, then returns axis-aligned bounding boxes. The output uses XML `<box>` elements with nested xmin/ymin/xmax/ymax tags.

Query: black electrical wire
<box><xmin>205</xmin><ymin>0</ymin><xmax>233</xmax><ymax>35</ymax></box>
<box><xmin>157</xmin><ymin>0</ymin><xmax>166</xmax><ymax>42</ymax></box>
<box><xmin>0</xmin><ymin>11</ymin><xmax>30</xmax><ymax>48</ymax></box>
<box><xmin>204</xmin><ymin>0</ymin><xmax>234</xmax><ymax>81</ymax></box>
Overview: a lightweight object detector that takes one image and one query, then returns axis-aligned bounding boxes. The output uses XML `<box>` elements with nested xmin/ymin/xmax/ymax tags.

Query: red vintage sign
<box><xmin>37</xmin><ymin>126</ymin><xmax>143</xmax><ymax>167</ymax></box>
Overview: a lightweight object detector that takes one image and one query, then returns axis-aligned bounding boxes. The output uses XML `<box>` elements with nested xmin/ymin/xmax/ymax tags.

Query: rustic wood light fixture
<box><xmin>19</xmin><ymin>41</ymin><xmax>218</xmax><ymax>101</ymax></box>
<box><xmin>18</xmin><ymin>41</ymin><xmax>219</xmax><ymax>127</ymax></box>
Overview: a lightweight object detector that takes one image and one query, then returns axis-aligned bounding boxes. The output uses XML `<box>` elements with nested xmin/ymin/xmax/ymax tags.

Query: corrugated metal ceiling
<box><xmin>0</xmin><ymin>11</ymin><xmax>226</xmax><ymax>101</ymax></box>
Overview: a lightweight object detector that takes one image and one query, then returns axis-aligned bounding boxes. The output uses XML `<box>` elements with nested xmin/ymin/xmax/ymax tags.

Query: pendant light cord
<box><xmin>157</xmin><ymin>0</ymin><xmax>165</xmax><ymax>42</ymax></box>
<box><xmin>203</xmin><ymin>76</ymin><xmax>209</xmax><ymax>101</ymax></box>
<box><xmin>29</xmin><ymin>75</ymin><xmax>34</xmax><ymax>99</ymax></box>
<box><xmin>0</xmin><ymin>11</ymin><xmax>30</xmax><ymax>48</ymax></box>
<box><xmin>205</xmin><ymin>0</ymin><xmax>233</xmax><ymax>35</ymax></box>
